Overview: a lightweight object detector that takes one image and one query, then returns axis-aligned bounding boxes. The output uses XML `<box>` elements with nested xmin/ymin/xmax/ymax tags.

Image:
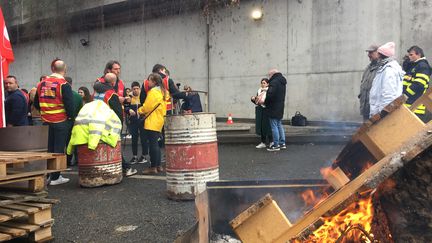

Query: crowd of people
<box><xmin>4</xmin><ymin>42</ymin><xmax>430</xmax><ymax>183</ymax></box>
<box><xmin>3</xmin><ymin>59</ymin><xmax>203</xmax><ymax>186</ymax></box>
<box><xmin>251</xmin><ymin>42</ymin><xmax>431</xmax><ymax>151</ymax></box>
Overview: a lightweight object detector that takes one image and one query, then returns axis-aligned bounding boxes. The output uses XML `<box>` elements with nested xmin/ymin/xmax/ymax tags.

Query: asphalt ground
<box><xmin>43</xmin><ymin>143</ymin><xmax>343</xmax><ymax>243</ymax></box>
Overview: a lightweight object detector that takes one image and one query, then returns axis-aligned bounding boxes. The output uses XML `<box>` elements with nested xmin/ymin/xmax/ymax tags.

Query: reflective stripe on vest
<box><xmin>37</xmin><ymin>77</ymin><xmax>68</xmax><ymax>123</ymax></box>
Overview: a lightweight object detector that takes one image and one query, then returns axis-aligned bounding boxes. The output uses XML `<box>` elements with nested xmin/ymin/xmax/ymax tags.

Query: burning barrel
<box><xmin>165</xmin><ymin>113</ymin><xmax>219</xmax><ymax>200</ymax></box>
<box><xmin>77</xmin><ymin>142</ymin><xmax>123</xmax><ymax>187</ymax></box>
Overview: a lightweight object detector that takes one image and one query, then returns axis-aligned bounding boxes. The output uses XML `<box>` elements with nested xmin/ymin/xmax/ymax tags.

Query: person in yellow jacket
<box><xmin>67</xmin><ymin>99</ymin><xmax>122</xmax><ymax>155</ymax></box>
<box><xmin>138</xmin><ymin>73</ymin><xmax>167</xmax><ymax>174</ymax></box>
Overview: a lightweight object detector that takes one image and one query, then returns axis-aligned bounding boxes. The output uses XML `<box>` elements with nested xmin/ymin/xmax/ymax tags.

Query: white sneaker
<box><xmin>49</xmin><ymin>175</ymin><xmax>70</xmax><ymax>186</ymax></box>
<box><xmin>138</xmin><ymin>155</ymin><xmax>148</xmax><ymax>164</ymax></box>
<box><xmin>125</xmin><ymin>168</ymin><xmax>138</xmax><ymax>177</ymax></box>
<box><xmin>255</xmin><ymin>142</ymin><xmax>267</xmax><ymax>149</ymax></box>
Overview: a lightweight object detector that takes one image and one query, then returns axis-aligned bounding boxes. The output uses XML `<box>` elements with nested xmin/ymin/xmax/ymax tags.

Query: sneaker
<box><xmin>126</xmin><ymin>134</ymin><xmax>132</xmax><ymax>139</ymax></box>
<box><xmin>138</xmin><ymin>155</ymin><xmax>148</xmax><ymax>164</ymax></box>
<box><xmin>49</xmin><ymin>175</ymin><xmax>70</xmax><ymax>186</ymax></box>
<box><xmin>255</xmin><ymin>142</ymin><xmax>267</xmax><ymax>149</ymax></box>
<box><xmin>129</xmin><ymin>156</ymin><xmax>138</xmax><ymax>164</ymax></box>
<box><xmin>280</xmin><ymin>144</ymin><xmax>287</xmax><ymax>149</ymax></box>
<box><xmin>125</xmin><ymin>168</ymin><xmax>138</xmax><ymax>177</ymax></box>
<box><xmin>267</xmin><ymin>145</ymin><xmax>280</xmax><ymax>152</ymax></box>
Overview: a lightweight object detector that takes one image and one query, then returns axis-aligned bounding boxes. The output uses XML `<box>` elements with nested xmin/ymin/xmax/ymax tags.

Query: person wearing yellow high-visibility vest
<box><xmin>403</xmin><ymin>46</ymin><xmax>432</xmax><ymax>122</ymax></box>
<box><xmin>34</xmin><ymin>59</ymin><xmax>74</xmax><ymax>186</ymax></box>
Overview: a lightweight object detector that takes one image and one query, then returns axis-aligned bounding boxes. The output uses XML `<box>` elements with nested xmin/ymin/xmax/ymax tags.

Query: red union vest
<box><xmin>103</xmin><ymin>89</ymin><xmax>117</xmax><ymax>105</ymax></box>
<box><xmin>143</xmin><ymin>76</ymin><xmax>172</xmax><ymax>110</ymax></box>
<box><xmin>97</xmin><ymin>77</ymin><xmax>125</xmax><ymax>97</ymax></box>
<box><xmin>37</xmin><ymin>76</ymin><xmax>67</xmax><ymax>123</ymax></box>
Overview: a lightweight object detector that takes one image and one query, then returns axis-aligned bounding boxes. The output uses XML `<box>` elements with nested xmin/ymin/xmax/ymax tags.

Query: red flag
<box><xmin>0</xmin><ymin>7</ymin><xmax>14</xmax><ymax>128</ymax></box>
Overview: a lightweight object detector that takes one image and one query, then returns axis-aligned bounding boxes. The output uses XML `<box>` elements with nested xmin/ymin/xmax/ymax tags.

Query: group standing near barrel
<box><xmin>5</xmin><ymin>58</ymin><xmax>204</xmax><ymax>186</ymax></box>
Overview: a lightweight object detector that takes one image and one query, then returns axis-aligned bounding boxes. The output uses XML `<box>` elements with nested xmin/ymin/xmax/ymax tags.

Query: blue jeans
<box><xmin>269</xmin><ymin>118</ymin><xmax>285</xmax><ymax>146</ymax></box>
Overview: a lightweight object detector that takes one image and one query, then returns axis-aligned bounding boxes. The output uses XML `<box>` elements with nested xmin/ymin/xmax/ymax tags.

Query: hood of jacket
<box><xmin>378</xmin><ymin>58</ymin><xmax>405</xmax><ymax>80</ymax></box>
<box><xmin>93</xmin><ymin>81</ymin><xmax>113</xmax><ymax>94</ymax></box>
<box><xmin>270</xmin><ymin>73</ymin><xmax>287</xmax><ymax>86</ymax></box>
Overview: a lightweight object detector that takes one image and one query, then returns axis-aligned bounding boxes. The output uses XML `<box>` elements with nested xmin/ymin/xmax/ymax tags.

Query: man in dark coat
<box><xmin>4</xmin><ymin>75</ymin><xmax>28</xmax><ymax>126</ymax></box>
<box><xmin>264</xmin><ymin>69</ymin><xmax>287</xmax><ymax>151</ymax></box>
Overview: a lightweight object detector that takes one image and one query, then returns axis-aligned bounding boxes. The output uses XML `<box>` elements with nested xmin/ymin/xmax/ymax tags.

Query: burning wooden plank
<box><xmin>229</xmin><ymin>194</ymin><xmax>292</xmax><ymax>243</ymax></box>
<box><xmin>278</xmin><ymin>125</ymin><xmax>432</xmax><ymax>242</ymax></box>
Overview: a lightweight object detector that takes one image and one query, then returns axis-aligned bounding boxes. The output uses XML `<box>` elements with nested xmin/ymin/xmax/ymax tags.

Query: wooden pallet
<box><xmin>0</xmin><ymin>192</ymin><xmax>57</xmax><ymax>242</ymax></box>
<box><xmin>0</xmin><ymin>151</ymin><xmax>66</xmax><ymax>175</ymax></box>
<box><xmin>0</xmin><ymin>151</ymin><xmax>66</xmax><ymax>192</ymax></box>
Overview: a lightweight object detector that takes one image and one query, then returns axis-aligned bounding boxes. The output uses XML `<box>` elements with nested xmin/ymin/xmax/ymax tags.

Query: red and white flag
<box><xmin>0</xmin><ymin>7</ymin><xmax>14</xmax><ymax>128</ymax></box>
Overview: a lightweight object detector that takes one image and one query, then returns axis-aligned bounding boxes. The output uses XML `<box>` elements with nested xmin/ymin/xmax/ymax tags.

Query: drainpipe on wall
<box><xmin>206</xmin><ymin>14</ymin><xmax>210</xmax><ymax>112</ymax></box>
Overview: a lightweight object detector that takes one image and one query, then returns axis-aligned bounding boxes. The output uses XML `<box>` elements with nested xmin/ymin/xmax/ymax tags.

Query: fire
<box><xmin>301</xmin><ymin>189</ymin><xmax>329</xmax><ymax>210</ymax></box>
<box><xmin>361</xmin><ymin>161</ymin><xmax>374</xmax><ymax>174</ymax></box>
<box><xmin>305</xmin><ymin>190</ymin><xmax>374</xmax><ymax>242</ymax></box>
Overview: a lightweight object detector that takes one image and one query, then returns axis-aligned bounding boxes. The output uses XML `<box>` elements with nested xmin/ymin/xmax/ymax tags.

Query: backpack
<box><xmin>291</xmin><ymin>111</ymin><xmax>307</xmax><ymax>126</ymax></box>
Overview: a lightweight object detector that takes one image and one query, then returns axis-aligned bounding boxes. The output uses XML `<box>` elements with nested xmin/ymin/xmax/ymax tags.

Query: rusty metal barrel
<box><xmin>165</xmin><ymin>113</ymin><xmax>219</xmax><ymax>200</ymax></box>
<box><xmin>77</xmin><ymin>142</ymin><xmax>123</xmax><ymax>187</ymax></box>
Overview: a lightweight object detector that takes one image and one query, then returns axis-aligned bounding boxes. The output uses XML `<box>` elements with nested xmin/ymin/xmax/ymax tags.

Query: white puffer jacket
<box><xmin>369</xmin><ymin>59</ymin><xmax>404</xmax><ymax>117</ymax></box>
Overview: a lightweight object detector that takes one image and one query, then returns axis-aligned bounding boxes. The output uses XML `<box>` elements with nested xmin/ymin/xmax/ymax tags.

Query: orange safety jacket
<box><xmin>97</xmin><ymin>77</ymin><xmax>125</xmax><ymax>97</ymax></box>
<box><xmin>143</xmin><ymin>76</ymin><xmax>172</xmax><ymax>111</ymax></box>
<box><xmin>37</xmin><ymin>76</ymin><xmax>68</xmax><ymax>123</ymax></box>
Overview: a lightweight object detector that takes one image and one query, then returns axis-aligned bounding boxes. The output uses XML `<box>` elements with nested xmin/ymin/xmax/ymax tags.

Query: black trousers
<box><xmin>48</xmin><ymin>120</ymin><xmax>72</xmax><ymax>180</ymax></box>
<box><xmin>146</xmin><ymin>130</ymin><xmax>161</xmax><ymax>168</ymax></box>
<box><xmin>130</xmin><ymin>120</ymin><xmax>148</xmax><ymax>156</ymax></box>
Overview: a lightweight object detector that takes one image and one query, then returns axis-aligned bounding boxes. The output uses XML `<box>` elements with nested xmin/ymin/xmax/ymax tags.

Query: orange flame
<box><xmin>303</xmin><ymin>191</ymin><xmax>374</xmax><ymax>242</ymax></box>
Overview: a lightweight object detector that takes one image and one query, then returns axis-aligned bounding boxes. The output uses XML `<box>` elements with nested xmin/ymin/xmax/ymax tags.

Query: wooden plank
<box><xmin>0</xmin><ymin>171</ymin><xmax>57</xmax><ymax>184</ymax></box>
<box><xmin>195</xmin><ymin>190</ymin><xmax>209</xmax><ymax>243</ymax></box>
<box><xmin>0</xmin><ymin>176</ymin><xmax>47</xmax><ymax>193</ymax></box>
<box><xmin>0</xmin><ymin>164</ymin><xmax>6</xmax><ymax>178</ymax></box>
<box><xmin>275</xmin><ymin>126</ymin><xmax>432</xmax><ymax>242</ymax></box>
<box><xmin>30</xmin><ymin>226</ymin><xmax>52</xmax><ymax>242</ymax></box>
<box><xmin>1</xmin><ymin>204</ymin><xmax>40</xmax><ymax>214</ymax></box>
<box><xmin>0</xmin><ymin>232</ymin><xmax>12</xmax><ymax>241</ymax></box>
<box><xmin>16</xmin><ymin>202</ymin><xmax>51</xmax><ymax>211</ymax></box>
<box><xmin>0</xmin><ymin>221</ymin><xmax>40</xmax><ymax>233</ymax></box>
<box><xmin>323</xmin><ymin>167</ymin><xmax>350</xmax><ymax>190</ymax></box>
<box><xmin>358</xmin><ymin>105</ymin><xmax>425</xmax><ymax>160</ymax></box>
<box><xmin>27</xmin><ymin>198</ymin><xmax>59</xmax><ymax>204</ymax></box>
<box><xmin>29</xmin><ymin>208</ymin><xmax>52</xmax><ymax>225</ymax></box>
<box><xmin>47</xmin><ymin>156</ymin><xmax>67</xmax><ymax>170</ymax></box>
<box><xmin>0</xmin><ymin>214</ymin><xmax>11</xmax><ymax>223</ymax></box>
<box><xmin>230</xmin><ymin>194</ymin><xmax>273</xmax><ymax>229</ymax></box>
<box><xmin>28</xmin><ymin>176</ymin><xmax>46</xmax><ymax>192</ymax></box>
<box><xmin>0</xmin><ymin>225</ymin><xmax>27</xmax><ymax>237</ymax></box>
<box><xmin>231</xmin><ymin>194</ymin><xmax>292</xmax><ymax>243</ymax></box>
<box><xmin>0</xmin><ymin>208</ymin><xmax>26</xmax><ymax>218</ymax></box>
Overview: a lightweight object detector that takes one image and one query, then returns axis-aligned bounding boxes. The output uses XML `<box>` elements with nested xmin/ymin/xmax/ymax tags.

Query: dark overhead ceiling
<box><xmin>1</xmin><ymin>0</ymin><xmax>242</xmax><ymax>44</ymax></box>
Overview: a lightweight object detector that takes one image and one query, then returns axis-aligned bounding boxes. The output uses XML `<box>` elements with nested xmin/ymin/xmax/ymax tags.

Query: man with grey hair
<box><xmin>265</xmin><ymin>69</ymin><xmax>287</xmax><ymax>151</ymax></box>
<box><xmin>358</xmin><ymin>44</ymin><xmax>381</xmax><ymax>121</ymax></box>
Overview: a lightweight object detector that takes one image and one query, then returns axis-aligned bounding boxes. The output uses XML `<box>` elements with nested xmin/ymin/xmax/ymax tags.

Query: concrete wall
<box><xmin>9</xmin><ymin>0</ymin><xmax>432</xmax><ymax>121</ymax></box>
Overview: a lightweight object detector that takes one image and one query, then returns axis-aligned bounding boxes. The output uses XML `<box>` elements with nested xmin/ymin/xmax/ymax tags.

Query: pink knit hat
<box><xmin>377</xmin><ymin>42</ymin><xmax>395</xmax><ymax>57</ymax></box>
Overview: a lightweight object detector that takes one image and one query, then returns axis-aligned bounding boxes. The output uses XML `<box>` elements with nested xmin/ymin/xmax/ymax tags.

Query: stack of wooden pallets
<box><xmin>0</xmin><ymin>151</ymin><xmax>66</xmax><ymax>242</ymax></box>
